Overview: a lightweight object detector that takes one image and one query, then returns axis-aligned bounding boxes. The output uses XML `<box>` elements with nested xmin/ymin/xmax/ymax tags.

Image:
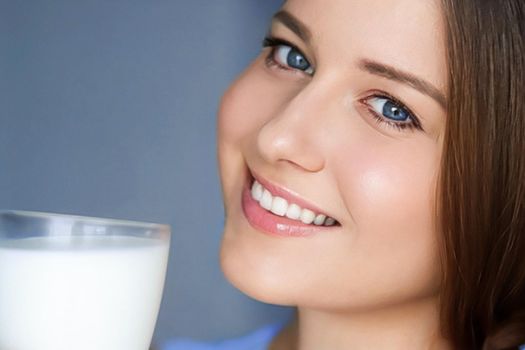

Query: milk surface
<box><xmin>0</xmin><ymin>235</ymin><xmax>169</xmax><ymax>350</ymax></box>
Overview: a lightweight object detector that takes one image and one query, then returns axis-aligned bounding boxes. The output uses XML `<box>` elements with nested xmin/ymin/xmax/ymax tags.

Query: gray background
<box><xmin>1</xmin><ymin>0</ymin><xmax>294</xmax><ymax>345</ymax></box>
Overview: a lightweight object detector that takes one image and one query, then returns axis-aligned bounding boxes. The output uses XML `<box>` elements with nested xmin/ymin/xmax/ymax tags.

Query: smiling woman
<box><xmin>215</xmin><ymin>0</ymin><xmax>525</xmax><ymax>349</ymax></box>
<box><xmin>182</xmin><ymin>0</ymin><xmax>524</xmax><ymax>349</ymax></box>
<box><xmin>218</xmin><ymin>1</ymin><xmax>449</xmax><ymax>349</ymax></box>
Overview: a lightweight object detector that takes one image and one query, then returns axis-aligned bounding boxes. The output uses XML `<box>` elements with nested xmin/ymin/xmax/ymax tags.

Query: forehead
<box><xmin>281</xmin><ymin>0</ymin><xmax>447</xmax><ymax>91</ymax></box>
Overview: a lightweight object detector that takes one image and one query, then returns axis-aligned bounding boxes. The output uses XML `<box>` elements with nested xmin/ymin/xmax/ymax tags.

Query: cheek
<box><xmin>217</xmin><ymin>74</ymin><xmax>254</xmax><ymax>149</ymax></box>
<box><xmin>329</xmin><ymin>136</ymin><xmax>442</xmax><ymax>299</ymax></box>
<box><xmin>336</xmin><ymin>135</ymin><xmax>439</xmax><ymax>233</ymax></box>
<box><xmin>217</xmin><ymin>57</ymin><xmax>282</xmax><ymax>146</ymax></box>
<box><xmin>217</xmin><ymin>63</ymin><xmax>264</xmax><ymax>206</ymax></box>
<box><xmin>217</xmin><ymin>56</ymin><xmax>303</xmax><ymax>144</ymax></box>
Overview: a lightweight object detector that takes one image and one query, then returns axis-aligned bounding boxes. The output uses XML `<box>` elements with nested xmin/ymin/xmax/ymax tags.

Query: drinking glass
<box><xmin>0</xmin><ymin>210</ymin><xmax>171</xmax><ymax>350</ymax></box>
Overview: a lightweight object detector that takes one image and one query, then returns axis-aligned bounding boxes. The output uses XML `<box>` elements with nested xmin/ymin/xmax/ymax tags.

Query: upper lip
<box><xmin>249</xmin><ymin>169</ymin><xmax>339</xmax><ymax>223</ymax></box>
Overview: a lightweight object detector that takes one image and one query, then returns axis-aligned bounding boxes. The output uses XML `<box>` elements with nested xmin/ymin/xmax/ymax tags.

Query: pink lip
<box><xmin>241</xmin><ymin>171</ymin><xmax>339</xmax><ymax>237</ymax></box>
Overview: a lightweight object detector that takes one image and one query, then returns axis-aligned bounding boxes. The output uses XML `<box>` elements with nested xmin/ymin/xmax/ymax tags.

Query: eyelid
<box><xmin>262</xmin><ymin>35</ymin><xmax>315</xmax><ymax>74</ymax></box>
<box><xmin>262</xmin><ymin>36</ymin><xmax>298</xmax><ymax>51</ymax></box>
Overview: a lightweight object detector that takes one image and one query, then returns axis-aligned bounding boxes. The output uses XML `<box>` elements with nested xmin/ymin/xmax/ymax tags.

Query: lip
<box><xmin>241</xmin><ymin>170</ymin><xmax>340</xmax><ymax>237</ymax></box>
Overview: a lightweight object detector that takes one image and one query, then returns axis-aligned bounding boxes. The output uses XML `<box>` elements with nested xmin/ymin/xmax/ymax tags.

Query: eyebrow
<box><xmin>272</xmin><ymin>10</ymin><xmax>447</xmax><ymax>109</ymax></box>
<box><xmin>359</xmin><ymin>59</ymin><xmax>447</xmax><ymax>109</ymax></box>
<box><xmin>272</xmin><ymin>10</ymin><xmax>312</xmax><ymax>44</ymax></box>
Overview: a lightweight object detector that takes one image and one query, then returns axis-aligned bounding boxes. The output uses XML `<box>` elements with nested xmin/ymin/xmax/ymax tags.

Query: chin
<box><xmin>218</xmin><ymin>221</ymin><xmax>298</xmax><ymax>306</ymax></box>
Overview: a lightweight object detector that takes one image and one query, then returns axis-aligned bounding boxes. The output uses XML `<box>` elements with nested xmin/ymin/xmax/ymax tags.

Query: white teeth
<box><xmin>285</xmin><ymin>203</ymin><xmax>302</xmax><ymax>220</ymax></box>
<box><xmin>250</xmin><ymin>179</ymin><xmax>337</xmax><ymax>226</ymax></box>
<box><xmin>260</xmin><ymin>189</ymin><xmax>273</xmax><ymax>210</ymax></box>
<box><xmin>313</xmin><ymin>214</ymin><xmax>326</xmax><ymax>226</ymax></box>
<box><xmin>251</xmin><ymin>181</ymin><xmax>263</xmax><ymax>201</ymax></box>
<box><xmin>270</xmin><ymin>196</ymin><xmax>288</xmax><ymax>216</ymax></box>
<box><xmin>324</xmin><ymin>217</ymin><xmax>336</xmax><ymax>226</ymax></box>
<box><xmin>300</xmin><ymin>209</ymin><xmax>316</xmax><ymax>224</ymax></box>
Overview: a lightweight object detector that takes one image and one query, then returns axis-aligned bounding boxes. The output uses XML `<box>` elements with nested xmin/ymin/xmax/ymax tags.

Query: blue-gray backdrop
<box><xmin>2</xmin><ymin>0</ymin><xmax>294</xmax><ymax>345</ymax></box>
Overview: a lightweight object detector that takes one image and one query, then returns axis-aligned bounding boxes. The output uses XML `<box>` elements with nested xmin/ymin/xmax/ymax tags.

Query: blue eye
<box><xmin>273</xmin><ymin>45</ymin><xmax>314</xmax><ymax>75</ymax></box>
<box><xmin>262</xmin><ymin>36</ymin><xmax>314</xmax><ymax>75</ymax></box>
<box><xmin>362</xmin><ymin>95</ymin><xmax>423</xmax><ymax>132</ymax></box>
<box><xmin>368</xmin><ymin>97</ymin><xmax>412</xmax><ymax>122</ymax></box>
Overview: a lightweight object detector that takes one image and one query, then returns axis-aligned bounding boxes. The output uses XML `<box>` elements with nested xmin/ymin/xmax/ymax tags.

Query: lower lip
<box><xmin>241</xmin><ymin>179</ymin><xmax>337</xmax><ymax>237</ymax></box>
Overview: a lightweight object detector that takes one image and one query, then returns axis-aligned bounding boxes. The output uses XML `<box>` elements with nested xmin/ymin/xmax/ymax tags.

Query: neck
<box><xmin>273</xmin><ymin>297</ymin><xmax>452</xmax><ymax>350</ymax></box>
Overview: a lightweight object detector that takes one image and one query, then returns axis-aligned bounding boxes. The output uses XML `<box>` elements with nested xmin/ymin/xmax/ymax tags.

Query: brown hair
<box><xmin>439</xmin><ymin>0</ymin><xmax>525</xmax><ymax>349</ymax></box>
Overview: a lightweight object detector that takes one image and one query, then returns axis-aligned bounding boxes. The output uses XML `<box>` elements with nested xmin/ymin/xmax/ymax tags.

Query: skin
<box><xmin>217</xmin><ymin>0</ymin><xmax>451</xmax><ymax>348</ymax></box>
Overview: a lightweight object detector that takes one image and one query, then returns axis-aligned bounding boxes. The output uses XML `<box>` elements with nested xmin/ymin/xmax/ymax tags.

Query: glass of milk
<box><xmin>0</xmin><ymin>210</ymin><xmax>170</xmax><ymax>350</ymax></box>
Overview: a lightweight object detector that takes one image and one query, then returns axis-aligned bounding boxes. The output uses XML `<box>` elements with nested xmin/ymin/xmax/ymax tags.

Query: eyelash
<box><xmin>261</xmin><ymin>35</ymin><xmax>423</xmax><ymax>133</ymax></box>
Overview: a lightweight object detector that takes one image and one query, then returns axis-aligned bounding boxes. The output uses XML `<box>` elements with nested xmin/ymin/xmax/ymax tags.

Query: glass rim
<box><xmin>0</xmin><ymin>210</ymin><xmax>171</xmax><ymax>232</ymax></box>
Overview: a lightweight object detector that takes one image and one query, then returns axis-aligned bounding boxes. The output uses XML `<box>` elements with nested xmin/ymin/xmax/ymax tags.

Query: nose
<box><xmin>256</xmin><ymin>82</ymin><xmax>330</xmax><ymax>173</ymax></box>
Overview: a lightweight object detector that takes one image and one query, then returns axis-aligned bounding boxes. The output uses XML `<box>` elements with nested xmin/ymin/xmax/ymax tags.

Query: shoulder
<box><xmin>159</xmin><ymin>322</ymin><xmax>287</xmax><ymax>350</ymax></box>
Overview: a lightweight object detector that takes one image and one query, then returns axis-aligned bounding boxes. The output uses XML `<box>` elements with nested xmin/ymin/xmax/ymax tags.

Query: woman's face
<box><xmin>217</xmin><ymin>0</ymin><xmax>447</xmax><ymax>311</ymax></box>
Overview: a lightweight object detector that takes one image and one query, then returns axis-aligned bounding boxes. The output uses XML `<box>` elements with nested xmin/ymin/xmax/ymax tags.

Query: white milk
<box><xmin>0</xmin><ymin>235</ymin><xmax>169</xmax><ymax>350</ymax></box>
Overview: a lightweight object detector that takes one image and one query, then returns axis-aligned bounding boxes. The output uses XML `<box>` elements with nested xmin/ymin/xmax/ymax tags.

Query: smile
<box><xmin>241</xmin><ymin>170</ymin><xmax>340</xmax><ymax>237</ymax></box>
<box><xmin>250</xmin><ymin>180</ymin><xmax>337</xmax><ymax>226</ymax></box>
